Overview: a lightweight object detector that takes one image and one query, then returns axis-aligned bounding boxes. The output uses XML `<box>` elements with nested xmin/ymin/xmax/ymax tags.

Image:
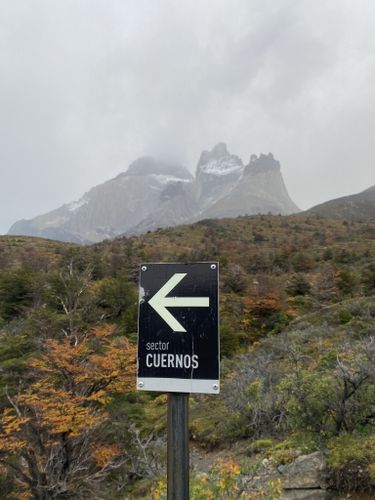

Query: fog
<box><xmin>1</xmin><ymin>0</ymin><xmax>375</xmax><ymax>233</ymax></box>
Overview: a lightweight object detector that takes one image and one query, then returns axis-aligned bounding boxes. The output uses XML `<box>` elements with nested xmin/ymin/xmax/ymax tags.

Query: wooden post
<box><xmin>167</xmin><ymin>393</ymin><xmax>189</xmax><ymax>500</ymax></box>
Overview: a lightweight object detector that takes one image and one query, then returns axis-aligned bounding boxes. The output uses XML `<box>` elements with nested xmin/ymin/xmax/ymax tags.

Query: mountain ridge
<box><xmin>305</xmin><ymin>185</ymin><xmax>375</xmax><ymax>221</ymax></box>
<box><xmin>8</xmin><ymin>143</ymin><xmax>299</xmax><ymax>243</ymax></box>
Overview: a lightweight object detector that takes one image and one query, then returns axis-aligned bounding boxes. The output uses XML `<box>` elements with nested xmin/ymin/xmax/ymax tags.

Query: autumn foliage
<box><xmin>1</xmin><ymin>215</ymin><xmax>375</xmax><ymax>496</ymax></box>
<box><xmin>0</xmin><ymin>324</ymin><xmax>136</xmax><ymax>499</ymax></box>
<box><xmin>242</xmin><ymin>289</ymin><xmax>294</xmax><ymax>340</ymax></box>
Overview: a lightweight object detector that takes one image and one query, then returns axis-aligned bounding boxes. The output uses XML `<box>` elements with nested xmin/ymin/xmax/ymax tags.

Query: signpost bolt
<box><xmin>212</xmin><ymin>383</ymin><xmax>218</xmax><ymax>390</ymax></box>
<box><xmin>141</xmin><ymin>266</ymin><xmax>147</xmax><ymax>272</ymax></box>
<box><xmin>138</xmin><ymin>381</ymin><xmax>144</xmax><ymax>388</ymax></box>
<box><xmin>210</xmin><ymin>264</ymin><xmax>216</xmax><ymax>270</ymax></box>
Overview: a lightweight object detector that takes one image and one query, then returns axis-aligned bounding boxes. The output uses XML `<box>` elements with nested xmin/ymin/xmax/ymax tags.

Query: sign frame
<box><xmin>136</xmin><ymin>261</ymin><xmax>220</xmax><ymax>394</ymax></box>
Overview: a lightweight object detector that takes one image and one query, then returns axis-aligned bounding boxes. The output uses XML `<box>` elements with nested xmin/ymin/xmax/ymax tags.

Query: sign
<box><xmin>137</xmin><ymin>262</ymin><xmax>219</xmax><ymax>394</ymax></box>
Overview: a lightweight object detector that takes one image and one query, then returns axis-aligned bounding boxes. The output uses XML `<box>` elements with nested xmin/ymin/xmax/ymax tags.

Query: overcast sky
<box><xmin>1</xmin><ymin>0</ymin><xmax>375</xmax><ymax>234</ymax></box>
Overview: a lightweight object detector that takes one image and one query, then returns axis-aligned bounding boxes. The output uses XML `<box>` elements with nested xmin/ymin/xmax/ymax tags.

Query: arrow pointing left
<box><xmin>148</xmin><ymin>273</ymin><xmax>210</xmax><ymax>332</ymax></box>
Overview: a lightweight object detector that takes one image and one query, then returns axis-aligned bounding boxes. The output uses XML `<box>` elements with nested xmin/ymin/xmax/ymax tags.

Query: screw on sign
<box><xmin>137</xmin><ymin>262</ymin><xmax>220</xmax><ymax>394</ymax></box>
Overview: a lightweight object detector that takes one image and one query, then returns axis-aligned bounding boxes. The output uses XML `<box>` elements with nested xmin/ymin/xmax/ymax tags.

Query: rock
<box><xmin>280</xmin><ymin>451</ymin><xmax>327</xmax><ymax>490</ymax></box>
<box><xmin>281</xmin><ymin>489</ymin><xmax>331</xmax><ymax>499</ymax></box>
<box><xmin>245</xmin><ymin>152</ymin><xmax>281</xmax><ymax>176</ymax></box>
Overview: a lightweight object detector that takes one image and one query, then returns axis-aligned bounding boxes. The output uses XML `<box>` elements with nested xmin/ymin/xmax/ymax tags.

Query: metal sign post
<box><xmin>137</xmin><ymin>262</ymin><xmax>220</xmax><ymax>499</ymax></box>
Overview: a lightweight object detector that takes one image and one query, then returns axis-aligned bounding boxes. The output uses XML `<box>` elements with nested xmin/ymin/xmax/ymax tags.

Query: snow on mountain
<box><xmin>8</xmin><ymin>144</ymin><xmax>299</xmax><ymax>243</ymax></box>
<box><xmin>198</xmin><ymin>156</ymin><xmax>244</xmax><ymax>177</ymax></box>
<box><xmin>199</xmin><ymin>152</ymin><xmax>299</xmax><ymax>219</ymax></box>
<box><xmin>195</xmin><ymin>143</ymin><xmax>244</xmax><ymax>212</ymax></box>
<box><xmin>149</xmin><ymin>174</ymin><xmax>191</xmax><ymax>185</ymax></box>
<box><xmin>67</xmin><ymin>197</ymin><xmax>89</xmax><ymax>212</ymax></box>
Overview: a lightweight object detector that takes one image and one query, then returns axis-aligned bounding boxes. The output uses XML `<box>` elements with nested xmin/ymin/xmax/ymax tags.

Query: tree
<box><xmin>0</xmin><ymin>270</ymin><xmax>35</xmax><ymax>322</ymax></box>
<box><xmin>242</xmin><ymin>289</ymin><xmax>292</xmax><ymax>340</ymax></box>
<box><xmin>47</xmin><ymin>262</ymin><xmax>96</xmax><ymax>340</ymax></box>
<box><xmin>0</xmin><ymin>324</ymin><xmax>136</xmax><ymax>499</ymax></box>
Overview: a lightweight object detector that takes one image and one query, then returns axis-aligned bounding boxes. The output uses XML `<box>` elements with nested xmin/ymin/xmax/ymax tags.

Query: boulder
<box><xmin>281</xmin><ymin>489</ymin><xmax>331</xmax><ymax>499</ymax></box>
<box><xmin>279</xmin><ymin>451</ymin><xmax>327</xmax><ymax>490</ymax></box>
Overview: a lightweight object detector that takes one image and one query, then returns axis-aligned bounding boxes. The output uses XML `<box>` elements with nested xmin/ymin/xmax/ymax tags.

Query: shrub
<box><xmin>285</xmin><ymin>274</ymin><xmax>312</xmax><ymax>296</ymax></box>
<box><xmin>361</xmin><ymin>263</ymin><xmax>375</xmax><ymax>294</ymax></box>
<box><xmin>0</xmin><ymin>270</ymin><xmax>35</xmax><ymax>321</ymax></box>
<box><xmin>327</xmin><ymin>434</ymin><xmax>375</xmax><ymax>492</ymax></box>
<box><xmin>291</xmin><ymin>252</ymin><xmax>314</xmax><ymax>272</ymax></box>
<box><xmin>247</xmin><ymin>439</ymin><xmax>274</xmax><ymax>455</ymax></box>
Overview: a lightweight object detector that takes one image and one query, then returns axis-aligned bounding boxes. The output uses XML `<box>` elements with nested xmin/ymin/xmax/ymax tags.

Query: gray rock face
<box><xmin>8</xmin><ymin>144</ymin><xmax>299</xmax><ymax>243</ymax></box>
<box><xmin>281</xmin><ymin>490</ymin><xmax>330</xmax><ymax>499</ymax></box>
<box><xmin>279</xmin><ymin>452</ymin><xmax>327</xmax><ymax>490</ymax></box>
<box><xmin>241</xmin><ymin>451</ymin><xmax>330</xmax><ymax>499</ymax></box>
<box><xmin>195</xmin><ymin>142</ymin><xmax>244</xmax><ymax>211</ymax></box>
<box><xmin>198</xmin><ymin>152</ymin><xmax>299</xmax><ymax>219</ymax></box>
<box><xmin>9</xmin><ymin>158</ymin><xmax>194</xmax><ymax>243</ymax></box>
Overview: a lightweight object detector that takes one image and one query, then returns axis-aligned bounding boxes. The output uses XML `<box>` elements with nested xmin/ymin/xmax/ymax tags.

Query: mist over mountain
<box><xmin>8</xmin><ymin>144</ymin><xmax>299</xmax><ymax>243</ymax></box>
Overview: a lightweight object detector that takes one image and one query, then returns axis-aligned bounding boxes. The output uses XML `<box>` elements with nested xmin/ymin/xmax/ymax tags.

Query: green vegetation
<box><xmin>0</xmin><ymin>215</ymin><xmax>375</xmax><ymax>497</ymax></box>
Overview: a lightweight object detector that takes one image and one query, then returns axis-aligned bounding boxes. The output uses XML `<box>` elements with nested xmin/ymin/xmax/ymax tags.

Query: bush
<box><xmin>327</xmin><ymin>434</ymin><xmax>375</xmax><ymax>492</ymax></box>
<box><xmin>285</xmin><ymin>274</ymin><xmax>311</xmax><ymax>296</ymax></box>
<box><xmin>361</xmin><ymin>263</ymin><xmax>375</xmax><ymax>294</ymax></box>
<box><xmin>247</xmin><ymin>439</ymin><xmax>274</xmax><ymax>455</ymax></box>
<box><xmin>0</xmin><ymin>270</ymin><xmax>35</xmax><ymax>321</ymax></box>
<box><xmin>291</xmin><ymin>252</ymin><xmax>314</xmax><ymax>272</ymax></box>
<box><xmin>336</xmin><ymin>268</ymin><xmax>357</xmax><ymax>296</ymax></box>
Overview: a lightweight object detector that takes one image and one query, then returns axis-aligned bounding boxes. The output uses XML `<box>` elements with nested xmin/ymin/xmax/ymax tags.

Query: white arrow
<box><xmin>148</xmin><ymin>273</ymin><xmax>210</xmax><ymax>332</ymax></box>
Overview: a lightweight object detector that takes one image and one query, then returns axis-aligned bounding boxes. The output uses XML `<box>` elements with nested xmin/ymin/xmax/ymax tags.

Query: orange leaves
<box><xmin>243</xmin><ymin>290</ymin><xmax>285</xmax><ymax>317</ymax></box>
<box><xmin>14</xmin><ymin>323</ymin><xmax>137</xmax><ymax>439</ymax></box>
<box><xmin>0</xmin><ymin>409</ymin><xmax>29</xmax><ymax>435</ymax></box>
<box><xmin>18</xmin><ymin>384</ymin><xmax>102</xmax><ymax>436</ymax></box>
<box><xmin>241</xmin><ymin>288</ymin><xmax>294</xmax><ymax>341</ymax></box>
<box><xmin>28</xmin><ymin>324</ymin><xmax>136</xmax><ymax>400</ymax></box>
<box><xmin>0</xmin><ymin>409</ymin><xmax>28</xmax><ymax>453</ymax></box>
<box><xmin>92</xmin><ymin>444</ymin><xmax>121</xmax><ymax>468</ymax></box>
<box><xmin>0</xmin><ymin>323</ymin><xmax>137</xmax><ymax>496</ymax></box>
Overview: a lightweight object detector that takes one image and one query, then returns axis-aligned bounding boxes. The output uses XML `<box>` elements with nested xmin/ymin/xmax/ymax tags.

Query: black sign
<box><xmin>137</xmin><ymin>262</ymin><xmax>219</xmax><ymax>394</ymax></box>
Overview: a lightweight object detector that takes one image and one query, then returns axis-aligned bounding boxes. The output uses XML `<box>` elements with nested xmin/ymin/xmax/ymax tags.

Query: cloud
<box><xmin>1</xmin><ymin>0</ymin><xmax>375</xmax><ymax>232</ymax></box>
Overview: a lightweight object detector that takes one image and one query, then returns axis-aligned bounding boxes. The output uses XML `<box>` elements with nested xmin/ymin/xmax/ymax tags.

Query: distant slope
<box><xmin>305</xmin><ymin>185</ymin><xmax>375</xmax><ymax>220</ymax></box>
<box><xmin>0</xmin><ymin>235</ymin><xmax>76</xmax><ymax>271</ymax></box>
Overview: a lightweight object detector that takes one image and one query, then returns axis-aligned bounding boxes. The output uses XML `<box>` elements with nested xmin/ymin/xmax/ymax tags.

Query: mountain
<box><xmin>305</xmin><ymin>185</ymin><xmax>375</xmax><ymax>221</ymax></box>
<box><xmin>199</xmin><ymin>152</ymin><xmax>299</xmax><ymax>219</ymax></box>
<box><xmin>8</xmin><ymin>144</ymin><xmax>299</xmax><ymax>243</ymax></box>
<box><xmin>195</xmin><ymin>142</ymin><xmax>244</xmax><ymax>211</ymax></box>
<box><xmin>9</xmin><ymin>157</ymin><xmax>194</xmax><ymax>243</ymax></box>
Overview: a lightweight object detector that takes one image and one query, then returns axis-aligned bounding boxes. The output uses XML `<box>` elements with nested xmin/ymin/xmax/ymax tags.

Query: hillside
<box><xmin>306</xmin><ymin>185</ymin><xmax>375</xmax><ymax>221</ymax></box>
<box><xmin>1</xmin><ymin>215</ymin><xmax>375</xmax><ymax>498</ymax></box>
<box><xmin>0</xmin><ymin>235</ymin><xmax>77</xmax><ymax>270</ymax></box>
<box><xmin>8</xmin><ymin>144</ymin><xmax>299</xmax><ymax>243</ymax></box>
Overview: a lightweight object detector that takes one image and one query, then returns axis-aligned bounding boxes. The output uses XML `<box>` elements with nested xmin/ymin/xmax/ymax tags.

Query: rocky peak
<box><xmin>194</xmin><ymin>143</ymin><xmax>244</xmax><ymax>211</ymax></box>
<box><xmin>198</xmin><ymin>142</ymin><xmax>228</xmax><ymax>165</ymax></box>
<box><xmin>8</xmin><ymin>143</ymin><xmax>300</xmax><ymax>243</ymax></box>
<box><xmin>196</xmin><ymin>143</ymin><xmax>243</xmax><ymax>177</ymax></box>
<box><xmin>245</xmin><ymin>153</ymin><xmax>281</xmax><ymax>176</ymax></box>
